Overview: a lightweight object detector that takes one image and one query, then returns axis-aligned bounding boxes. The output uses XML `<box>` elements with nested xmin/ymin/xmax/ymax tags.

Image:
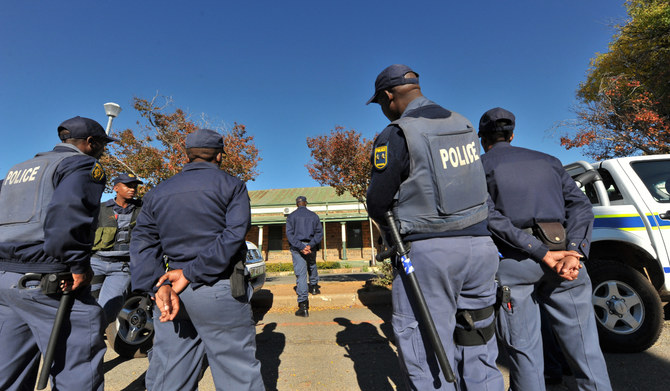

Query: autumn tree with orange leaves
<box><xmin>561</xmin><ymin>76</ymin><xmax>670</xmax><ymax>160</ymax></box>
<box><xmin>560</xmin><ymin>0</ymin><xmax>670</xmax><ymax>160</ymax></box>
<box><xmin>306</xmin><ymin>126</ymin><xmax>373</xmax><ymax>206</ymax></box>
<box><xmin>101</xmin><ymin>95</ymin><xmax>261</xmax><ymax>196</ymax></box>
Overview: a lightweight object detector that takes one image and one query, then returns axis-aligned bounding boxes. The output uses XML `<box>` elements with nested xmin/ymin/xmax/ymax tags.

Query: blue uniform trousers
<box><xmin>392</xmin><ymin>236</ymin><xmax>504</xmax><ymax>391</ymax></box>
<box><xmin>146</xmin><ymin>279</ymin><xmax>263</xmax><ymax>391</ymax></box>
<box><xmin>0</xmin><ymin>271</ymin><xmax>106</xmax><ymax>391</ymax></box>
<box><xmin>291</xmin><ymin>248</ymin><xmax>318</xmax><ymax>303</ymax></box>
<box><xmin>495</xmin><ymin>258</ymin><xmax>612</xmax><ymax>391</ymax></box>
<box><xmin>90</xmin><ymin>255</ymin><xmax>131</xmax><ymax>325</ymax></box>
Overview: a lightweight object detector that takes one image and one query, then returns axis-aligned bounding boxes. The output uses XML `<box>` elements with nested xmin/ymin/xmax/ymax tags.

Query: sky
<box><xmin>0</xmin><ymin>1</ymin><xmax>628</xmax><ymax>194</ymax></box>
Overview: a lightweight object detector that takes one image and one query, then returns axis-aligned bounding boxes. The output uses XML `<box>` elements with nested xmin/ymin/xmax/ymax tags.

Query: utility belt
<box><xmin>17</xmin><ymin>272</ymin><xmax>73</xmax><ymax>295</ymax></box>
<box><xmin>523</xmin><ymin>221</ymin><xmax>567</xmax><ymax>251</ymax></box>
<box><xmin>163</xmin><ymin>256</ymin><xmax>248</xmax><ymax>299</ymax></box>
<box><xmin>94</xmin><ymin>254</ymin><xmax>130</xmax><ymax>263</ymax></box>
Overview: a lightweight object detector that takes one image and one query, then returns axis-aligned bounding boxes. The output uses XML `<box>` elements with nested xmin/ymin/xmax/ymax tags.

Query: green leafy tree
<box><xmin>561</xmin><ymin>0</ymin><xmax>670</xmax><ymax>159</ymax></box>
<box><xmin>101</xmin><ymin>95</ymin><xmax>261</xmax><ymax>196</ymax></box>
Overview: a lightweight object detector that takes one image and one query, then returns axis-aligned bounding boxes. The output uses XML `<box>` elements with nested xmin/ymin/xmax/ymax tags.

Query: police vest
<box><xmin>0</xmin><ymin>144</ymin><xmax>82</xmax><ymax>243</ymax></box>
<box><xmin>93</xmin><ymin>202</ymin><xmax>141</xmax><ymax>255</ymax></box>
<box><xmin>392</xmin><ymin>113</ymin><xmax>488</xmax><ymax>235</ymax></box>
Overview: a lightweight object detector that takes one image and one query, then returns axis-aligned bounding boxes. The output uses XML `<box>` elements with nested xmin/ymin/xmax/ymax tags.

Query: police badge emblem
<box><xmin>374</xmin><ymin>145</ymin><xmax>388</xmax><ymax>170</ymax></box>
<box><xmin>90</xmin><ymin>162</ymin><xmax>106</xmax><ymax>183</ymax></box>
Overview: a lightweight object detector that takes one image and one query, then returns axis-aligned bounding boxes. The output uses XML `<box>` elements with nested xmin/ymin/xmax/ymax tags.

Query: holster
<box><xmin>532</xmin><ymin>221</ymin><xmax>567</xmax><ymax>251</ymax></box>
<box><xmin>230</xmin><ymin>260</ymin><xmax>248</xmax><ymax>299</ymax></box>
<box><xmin>18</xmin><ymin>272</ymin><xmax>73</xmax><ymax>295</ymax></box>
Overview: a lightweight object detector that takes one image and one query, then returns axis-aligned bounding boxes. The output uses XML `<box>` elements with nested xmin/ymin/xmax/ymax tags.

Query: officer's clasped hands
<box><xmin>156</xmin><ymin>269</ymin><xmax>190</xmax><ymax>294</ymax></box>
<box><xmin>542</xmin><ymin>250</ymin><xmax>583</xmax><ymax>281</ymax></box>
<box><xmin>154</xmin><ymin>269</ymin><xmax>190</xmax><ymax>322</ymax></box>
<box><xmin>154</xmin><ymin>285</ymin><xmax>180</xmax><ymax>322</ymax></box>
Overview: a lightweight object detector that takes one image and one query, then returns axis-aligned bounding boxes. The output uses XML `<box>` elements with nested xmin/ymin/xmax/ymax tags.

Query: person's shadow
<box><xmin>255</xmin><ymin>322</ymin><xmax>285</xmax><ymax>391</ymax></box>
<box><xmin>334</xmin><ymin>317</ymin><xmax>407</xmax><ymax>391</ymax></box>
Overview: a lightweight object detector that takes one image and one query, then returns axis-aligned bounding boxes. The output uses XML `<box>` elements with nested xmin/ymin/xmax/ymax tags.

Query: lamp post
<box><xmin>103</xmin><ymin>102</ymin><xmax>122</xmax><ymax>135</ymax></box>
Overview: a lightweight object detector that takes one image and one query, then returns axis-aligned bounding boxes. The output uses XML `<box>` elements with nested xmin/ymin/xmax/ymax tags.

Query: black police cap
<box><xmin>113</xmin><ymin>173</ymin><xmax>143</xmax><ymax>186</ymax></box>
<box><xmin>478</xmin><ymin>107</ymin><xmax>515</xmax><ymax>137</ymax></box>
<box><xmin>366</xmin><ymin>64</ymin><xmax>420</xmax><ymax>105</ymax></box>
<box><xmin>185</xmin><ymin>128</ymin><xmax>224</xmax><ymax>149</ymax></box>
<box><xmin>57</xmin><ymin>116</ymin><xmax>119</xmax><ymax>143</ymax></box>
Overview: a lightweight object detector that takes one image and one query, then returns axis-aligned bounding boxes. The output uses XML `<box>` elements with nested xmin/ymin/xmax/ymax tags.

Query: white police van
<box><xmin>106</xmin><ymin>241</ymin><xmax>266</xmax><ymax>358</ymax></box>
<box><xmin>566</xmin><ymin>155</ymin><xmax>670</xmax><ymax>352</ymax></box>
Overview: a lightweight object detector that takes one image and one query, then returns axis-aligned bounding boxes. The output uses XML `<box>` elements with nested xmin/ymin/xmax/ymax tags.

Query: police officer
<box><xmin>480</xmin><ymin>107</ymin><xmax>612</xmax><ymax>391</ymax></box>
<box><xmin>0</xmin><ymin>116</ymin><xmax>115</xmax><ymax>390</ymax></box>
<box><xmin>91</xmin><ymin>173</ymin><xmax>143</xmax><ymax>325</ymax></box>
<box><xmin>130</xmin><ymin>128</ymin><xmax>264</xmax><ymax>391</ymax></box>
<box><xmin>286</xmin><ymin>195</ymin><xmax>323</xmax><ymax>317</ymax></box>
<box><xmin>366</xmin><ymin>64</ymin><xmax>504</xmax><ymax>390</ymax></box>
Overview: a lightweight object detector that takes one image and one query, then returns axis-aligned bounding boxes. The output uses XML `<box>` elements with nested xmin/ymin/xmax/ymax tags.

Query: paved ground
<box><xmin>38</xmin><ymin>272</ymin><xmax>670</xmax><ymax>390</ymax></box>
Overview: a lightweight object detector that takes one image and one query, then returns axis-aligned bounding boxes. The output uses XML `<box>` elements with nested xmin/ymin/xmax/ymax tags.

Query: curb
<box><xmin>251</xmin><ymin>287</ymin><xmax>391</xmax><ymax>311</ymax></box>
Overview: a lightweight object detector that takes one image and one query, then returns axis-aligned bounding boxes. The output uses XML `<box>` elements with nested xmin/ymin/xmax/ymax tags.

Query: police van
<box><xmin>565</xmin><ymin>154</ymin><xmax>670</xmax><ymax>353</ymax></box>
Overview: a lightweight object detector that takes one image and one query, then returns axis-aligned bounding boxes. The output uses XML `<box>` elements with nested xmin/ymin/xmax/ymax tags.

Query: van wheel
<box><xmin>588</xmin><ymin>260</ymin><xmax>663</xmax><ymax>352</ymax></box>
<box><xmin>105</xmin><ymin>294</ymin><xmax>154</xmax><ymax>358</ymax></box>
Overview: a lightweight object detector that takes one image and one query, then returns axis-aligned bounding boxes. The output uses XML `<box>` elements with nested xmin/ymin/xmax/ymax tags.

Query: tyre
<box><xmin>105</xmin><ymin>293</ymin><xmax>154</xmax><ymax>358</ymax></box>
<box><xmin>587</xmin><ymin>260</ymin><xmax>663</xmax><ymax>353</ymax></box>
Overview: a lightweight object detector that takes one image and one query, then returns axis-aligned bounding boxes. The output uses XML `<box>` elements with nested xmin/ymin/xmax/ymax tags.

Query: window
<box><xmin>346</xmin><ymin>221</ymin><xmax>363</xmax><ymax>248</ymax></box>
<box><xmin>268</xmin><ymin>225</ymin><xmax>283</xmax><ymax>251</ymax></box>
<box><xmin>631</xmin><ymin>160</ymin><xmax>670</xmax><ymax>203</ymax></box>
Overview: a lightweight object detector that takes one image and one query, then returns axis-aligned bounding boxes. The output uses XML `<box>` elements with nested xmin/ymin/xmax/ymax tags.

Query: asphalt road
<box><xmin>85</xmin><ymin>303</ymin><xmax>670</xmax><ymax>391</ymax></box>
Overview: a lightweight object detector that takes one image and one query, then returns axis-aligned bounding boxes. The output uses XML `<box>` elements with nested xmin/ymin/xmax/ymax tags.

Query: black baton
<box><xmin>37</xmin><ymin>290</ymin><xmax>74</xmax><ymax>390</ymax></box>
<box><xmin>382</xmin><ymin>211</ymin><xmax>455</xmax><ymax>383</ymax></box>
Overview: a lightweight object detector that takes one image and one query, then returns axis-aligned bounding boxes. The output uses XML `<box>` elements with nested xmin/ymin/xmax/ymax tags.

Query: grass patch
<box><xmin>265</xmin><ymin>261</ymin><xmax>349</xmax><ymax>273</ymax></box>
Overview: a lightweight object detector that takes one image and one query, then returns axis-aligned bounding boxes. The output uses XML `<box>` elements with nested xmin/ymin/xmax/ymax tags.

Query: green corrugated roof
<box><xmin>249</xmin><ymin>186</ymin><xmax>359</xmax><ymax>207</ymax></box>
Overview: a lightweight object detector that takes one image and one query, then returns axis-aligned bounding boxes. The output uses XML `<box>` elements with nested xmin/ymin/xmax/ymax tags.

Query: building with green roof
<box><xmin>244</xmin><ymin>186</ymin><xmax>379</xmax><ymax>263</ymax></box>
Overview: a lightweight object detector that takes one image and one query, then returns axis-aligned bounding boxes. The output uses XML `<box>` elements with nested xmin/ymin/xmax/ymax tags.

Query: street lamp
<box><xmin>103</xmin><ymin>102</ymin><xmax>122</xmax><ymax>135</ymax></box>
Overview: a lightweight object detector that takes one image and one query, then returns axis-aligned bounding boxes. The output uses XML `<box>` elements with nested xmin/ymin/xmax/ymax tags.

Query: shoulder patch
<box><xmin>90</xmin><ymin>162</ymin><xmax>106</xmax><ymax>183</ymax></box>
<box><xmin>374</xmin><ymin>144</ymin><xmax>388</xmax><ymax>170</ymax></box>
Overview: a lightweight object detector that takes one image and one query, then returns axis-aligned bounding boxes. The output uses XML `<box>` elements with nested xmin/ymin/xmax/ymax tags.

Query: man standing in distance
<box><xmin>0</xmin><ymin>116</ymin><xmax>116</xmax><ymax>390</ymax></box>
<box><xmin>286</xmin><ymin>195</ymin><xmax>323</xmax><ymax>317</ymax></box>
<box><xmin>130</xmin><ymin>128</ymin><xmax>264</xmax><ymax>391</ymax></box>
<box><xmin>480</xmin><ymin>107</ymin><xmax>612</xmax><ymax>390</ymax></box>
<box><xmin>366</xmin><ymin>64</ymin><xmax>503</xmax><ymax>390</ymax></box>
<box><xmin>91</xmin><ymin>173</ymin><xmax>143</xmax><ymax>325</ymax></box>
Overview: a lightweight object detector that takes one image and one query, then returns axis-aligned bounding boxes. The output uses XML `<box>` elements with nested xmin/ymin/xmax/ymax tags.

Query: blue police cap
<box><xmin>113</xmin><ymin>173</ymin><xmax>143</xmax><ymax>186</ymax></box>
<box><xmin>185</xmin><ymin>128</ymin><xmax>224</xmax><ymax>149</ymax></box>
<box><xmin>57</xmin><ymin>116</ymin><xmax>119</xmax><ymax>143</ymax></box>
<box><xmin>478</xmin><ymin>107</ymin><xmax>516</xmax><ymax>137</ymax></box>
<box><xmin>296</xmin><ymin>196</ymin><xmax>307</xmax><ymax>203</ymax></box>
<box><xmin>366</xmin><ymin>64</ymin><xmax>420</xmax><ymax>105</ymax></box>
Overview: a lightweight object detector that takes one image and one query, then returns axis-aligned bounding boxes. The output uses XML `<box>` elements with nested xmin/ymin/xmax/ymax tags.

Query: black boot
<box><xmin>295</xmin><ymin>300</ymin><xmax>309</xmax><ymax>317</ymax></box>
<box><xmin>310</xmin><ymin>284</ymin><xmax>321</xmax><ymax>295</ymax></box>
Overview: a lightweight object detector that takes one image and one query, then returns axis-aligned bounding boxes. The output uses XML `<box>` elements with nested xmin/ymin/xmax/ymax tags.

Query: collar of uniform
<box><xmin>400</xmin><ymin>96</ymin><xmax>435</xmax><ymax>118</ymax></box>
<box><xmin>490</xmin><ymin>141</ymin><xmax>512</xmax><ymax>151</ymax></box>
<box><xmin>182</xmin><ymin>161</ymin><xmax>220</xmax><ymax>171</ymax></box>
<box><xmin>53</xmin><ymin>142</ymin><xmax>87</xmax><ymax>155</ymax></box>
<box><xmin>104</xmin><ymin>198</ymin><xmax>117</xmax><ymax>207</ymax></box>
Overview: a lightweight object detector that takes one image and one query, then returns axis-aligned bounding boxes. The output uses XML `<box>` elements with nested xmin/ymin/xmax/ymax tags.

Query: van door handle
<box><xmin>660</xmin><ymin>211</ymin><xmax>670</xmax><ymax>220</ymax></box>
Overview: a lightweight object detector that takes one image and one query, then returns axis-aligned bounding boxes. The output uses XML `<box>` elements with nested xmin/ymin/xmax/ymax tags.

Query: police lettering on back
<box><xmin>437</xmin><ymin>141</ymin><xmax>479</xmax><ymax>170</ymax></box>
<box><xmin>4</xmin><ymin>165</ymin><xmax>41</xmax><ymax>185</ymax></box>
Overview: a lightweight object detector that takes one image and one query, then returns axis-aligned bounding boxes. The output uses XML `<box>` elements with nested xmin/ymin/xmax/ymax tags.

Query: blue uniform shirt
<box><xmin>0</xmin><ymin>145</ymin><xmax>106</xmax><ymax>274</ymax></box>
<box><xmin>286</xmin><ymin>206</ymin><xmax>323</xmax><ymax>251</ymax></box>
<box><xmin>483</xmin><ymin>142</ymin><xmax>594</xmax><ymax>260</ymax></box>
<box><xmin>130</xmin><ymin>161</ymin><xmax>251</xmax><ymax>292</ymax></box>
<box><xmin>366</xmin><ymin>96</ymin><xmax>490</xmax><ymax>240</ymax></box>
